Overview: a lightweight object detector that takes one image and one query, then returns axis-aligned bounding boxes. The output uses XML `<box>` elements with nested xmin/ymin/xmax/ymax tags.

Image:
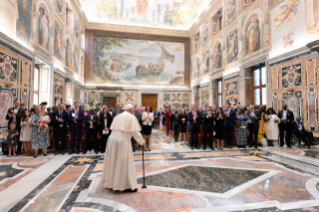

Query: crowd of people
<box><xmin>1</xmin><ymin>100</ymin><xmax>315</xmax><ymax>157</ymax></box>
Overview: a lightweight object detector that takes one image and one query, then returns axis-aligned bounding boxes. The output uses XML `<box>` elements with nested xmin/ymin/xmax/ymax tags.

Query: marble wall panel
<box><xmin>306</xmin><ymin>88</ymin><xmax>318</xmax><ymax>130</ymax></box>
<box><xmin>162</xmin><ymin>92</ymin><xmax>190</xmax><ymax>108</ymax></box>
<box><xmin>281</xmin><ymin>63</ymin><xmax>302</xmax><ymax>89</ymax></box>
<box><xmin>272</xmin><ymin>68</ymin><xmax>279</xmax><ymax>90</ymax></box>
<box><xmin>74</xmin><ymin>84</ymin><xmax>82</xmax><ymax>103</ymax></box>
<box><xmin>0</xmin><ymin>49</ymin><xmax>19</xmax><ymax>85</ymax></box>
<box><xmin>121</xmin><ymin>91</ymin><xmax>138</xmax><ymax>107</ymax></box>
<box><xmin>272</xmin><ymin>93</ymin><xmax>279</xmax><ymax>114</ymax></box>
<box><xmin>282</xmin><ymin>90</ymin><xmax>303</xmax><ymax>120</ymax></box>
<box><xmin>306</xmin><ymin>59</ymin><xmax>317</xmax><ymax>86</ymax></box>
<box><xmin>20</xmin><ymin>88</ymin><xmax>30</xmax><ymax>108</ymax></box>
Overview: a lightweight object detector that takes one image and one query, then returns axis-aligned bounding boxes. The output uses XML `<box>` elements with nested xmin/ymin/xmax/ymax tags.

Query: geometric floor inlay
<box><xmin>0</xmin><ymin>164</ymin><xmax>23</xmax><ymax>182</ymax></box>
<box><xmin>138</xmin><ymin>165</ymin><xmax>268</xmax><ymax>193</ymax></box>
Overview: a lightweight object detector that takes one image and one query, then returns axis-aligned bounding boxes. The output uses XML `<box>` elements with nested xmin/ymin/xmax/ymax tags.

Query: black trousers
<box><xmin>294</xmin><ymin>130</ymin><xmax>314</xmax><ymax>146</ymax></box>
<box><xmin>70</xmin><ymin>128</ymin><xmax>82</xmax><ymax>152</ymax></box>
<box><xmin>279</xmin><ymin>123</ymin><xmax>292</xmax><ymax>147</ymax></box>
<box><xmin>190</xmin><ymin>127</ymin><xmax>198</xmax><ymax>148</ymax></box>
<box><xmin>100</xmin><ymin>134</ymin><xmax>109</xmax><ymax>152</ymax></box>
<box><xmin>54</xmin><ymin>127</ymin><xmax>66</xmax><ymax>152</ymax></box>
<box><xmin>85</xmin><ymin>129</ymin><xmax>98</xmax><ymax>151</ymax></box>
<box><xmin>16</xmin><ymin>127</ymin><xmax>22</xmax><ymax>152</ymax></box>
<box><xmin>174</xmin><ymin>125</ymin><xmax>179</xmax><ymax>141</ymax></box>
<box><xmin>154</xmin><ymin>119</ymin><xmax>158</xmax><ymax>129</ymax></box>
<box><xmin>203</xmin><ymin>128</ymin><xmax>213</xmax><ymax>149</ymax></box>
<box><xmin>225</xmin><ymin>125</ymin><xmax>234</xmax><ymax>146</ymax></box>
<box><xmin>248</xmin><ymin>124</ymin><xmax>258</xmax><ymax>147</ymax></box>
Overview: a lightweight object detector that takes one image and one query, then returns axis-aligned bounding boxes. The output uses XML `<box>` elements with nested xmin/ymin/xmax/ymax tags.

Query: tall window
<box><xmin>33</xmin><ymin>66</ymin><xmax>40</xmax><ymax>105</ymax></box>
<box><xmin>253</xmin><ymin>66</ymin><xmax>267</xmax><ymax>106</ymax></box>
<box><xmin>217</xmin><ymin>79</ymin><xmax>223</xmax><ymax>107</ymax></box>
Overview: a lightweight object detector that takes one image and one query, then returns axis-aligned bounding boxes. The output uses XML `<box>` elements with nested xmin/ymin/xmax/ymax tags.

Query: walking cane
<box><xmin>141</xmin><ymin>145</ymin><xmax>147</xmax><ymax>189</ymax></box>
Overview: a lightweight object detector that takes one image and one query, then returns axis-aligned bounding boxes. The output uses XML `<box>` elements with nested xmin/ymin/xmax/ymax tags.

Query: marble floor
<box><xmin>0</xmin><ymin>130</ymin><xmax>319</xmax><ymax>212</ymax></box>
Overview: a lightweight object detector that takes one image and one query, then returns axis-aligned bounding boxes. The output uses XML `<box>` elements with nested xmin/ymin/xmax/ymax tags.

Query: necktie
<box><xmin>193</xmin><ymin>111</ymin><xmax>195</xmax><ymax>123</ymax></box>
<box><xmin>76</xmin><ymin>109</ymin><xmax>78</xmax><ymax>116</ymax></box>
<box><xmin>60</xmin><ymin>110</ymin><xmax>62</xmax><ymax>117</ymax></box>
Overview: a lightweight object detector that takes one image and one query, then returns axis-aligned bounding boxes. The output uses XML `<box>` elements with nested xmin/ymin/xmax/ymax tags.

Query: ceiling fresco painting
<box><xmin>79</xmin><ymin>0</ymin><xmax>212</xmax><ymax>30</ymax></box>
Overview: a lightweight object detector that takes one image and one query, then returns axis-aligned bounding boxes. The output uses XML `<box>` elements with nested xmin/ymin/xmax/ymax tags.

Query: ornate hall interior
<box><xmin>1</xmin><ymin>0</ymin><xmax>319</xmax><ymax>211</ymax></box>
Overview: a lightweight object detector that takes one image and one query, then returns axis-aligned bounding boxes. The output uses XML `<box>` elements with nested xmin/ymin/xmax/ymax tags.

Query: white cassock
<box><xmin>100</xmin><ymin>111</ymin><xmax>145</xmax><ymax>191</ymax></box>
<box><xmin>264</xmin><ymin>114</ymin><xmax>280</xmax><ymax>140</ymax></box>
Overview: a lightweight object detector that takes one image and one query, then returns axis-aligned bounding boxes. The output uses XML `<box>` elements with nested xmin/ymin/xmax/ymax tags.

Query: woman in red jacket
<box><xmin>165</xmin><ymin>108</ymin><xmax>171</xmax><ymax>136</ymax></box>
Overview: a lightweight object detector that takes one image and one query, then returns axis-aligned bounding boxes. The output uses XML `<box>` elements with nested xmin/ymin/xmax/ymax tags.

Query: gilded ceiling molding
<box><xmin>86</xmin><ymin>23</ymin><xmax>190</xmax><ymax>37</ymax></box>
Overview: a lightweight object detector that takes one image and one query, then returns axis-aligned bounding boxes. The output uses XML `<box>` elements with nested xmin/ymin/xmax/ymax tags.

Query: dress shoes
<box><xmin>123</xmin><ymin>188</ymin><xmax>138</xmax><ymax>192</ymax></box>
<box><xmin>54</xmin><ymin>151</ymin><xmax>59</xmax><ymax>155</ymax></box>
<box><xmin>191</xmin><ymin>147</ymin><xmax>194</xmax><ymax>150</ymax></box>
<box><xmin>69</xmin><ymin>151</ymin><xmax>74</xmax><ymax>155</ymax></box>
<box><xmin>61</xmin><ymin>151</ymin><xmax>65</xmax><ymax>155</ymax></box>
<box><xmin>287</xmin><ymin>146</ymin><xmax>292</xmax><ymax>148</ymax></box>
<box><xmin>83</xmin><ymin>151</ymin><xmax>87</xmax><ymax>154</ymax></box>
<box><xmin>76</xmin><ymin>151</ymin><xmax>80</xmax><ymax>154</ymax></box>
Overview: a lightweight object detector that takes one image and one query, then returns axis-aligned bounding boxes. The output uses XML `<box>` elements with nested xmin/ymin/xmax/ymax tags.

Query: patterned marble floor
<box><xmin>0</xmin><ymin>132</ymin><xmax>319</xmax><ymax>212</ymax></box>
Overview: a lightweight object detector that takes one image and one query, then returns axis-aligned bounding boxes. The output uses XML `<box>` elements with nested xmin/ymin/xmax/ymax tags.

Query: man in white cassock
<box><xmin>100</xmin><ymin>104</ymin><xmax>145</xmax><ymax>192</ymax></box>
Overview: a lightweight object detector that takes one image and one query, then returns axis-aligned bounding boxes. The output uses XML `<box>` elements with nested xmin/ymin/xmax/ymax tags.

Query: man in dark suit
<box><xmin>68</xmin><ymin>101</ymin><xmax>84</xmax><ymax>154</ymax></box>
<box><xmin>6</xmin><ymin>99</ymin><xmax>25</xmax><ymax>155</ymax></box>
<box><xmin>83</xmin><ymin>107</ymin><xmax>100</xmax><ymax>154</ymax></box>
<box><xmin>170</xmin><ymin>108</ymin><xmax>179</xmax><ymax>141</ymax></box>
<box><xmin>278</xmin><ymin>104</ymin><xmax>294</xmax><ymax>148</ymax></box>
<box><xmin>187</xmin><ymin>104</ymin><xmax>202</xmax><ymax>150</ymax></box>
<box><xmin>112</xmin><ymin>102</ymin><xmax>124</xmax><ymax>118</ymax></box>
<box><xmin>52</xmin><ymin>103</ymin><xmax>69</xmax><ymax>155</ymax></box>
<box><xmin>246</xmin><ymin>105</ymin><xmax>261</xmax><ymax>149</ymax></box>
<box><xmin>154</xmin><ymin>108</ymin><xmax>160</xmax><ymax>129</ymax></box>
<box><xmin>292</xmin><ymin>116</ymin><xmax>313</xmax><ymax>148</ymax></box>
<box><xmin>224</xmin><ymin>102</ymin><xmax>236</xmax><ymax>148</ymax></box>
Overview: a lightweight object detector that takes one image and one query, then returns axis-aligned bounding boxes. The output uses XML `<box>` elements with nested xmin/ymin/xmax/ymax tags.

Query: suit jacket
<box><xmin>134</xmin><ymin>111</ymin><xmax>143</xmax><ymax>126</ymax></box>
<box><xmin>112</xmin><ymin>108</ymin><xmax>124</xmax><ymax>118</ymax></box>
<box><xmin>187</xmin><ymin>110</ymin><xmax>202</xmax><ymax>130</ymax></box>
<box><xmin>5</xmin><ymin>107</ymin><xmax>25</xmax><ymax>129</ymax></box>
<box><xmin>68</xmin><ymin>109</ymin><xmax>84</xmax><ymax>130</ymax></box>
<box><xmin>292</xmin><ymin>120</ymin><xmax>306</xmax><ymax>133</ymax></box>
<box><xmin>52</xmin><ymin>109</ymin><xmax>69</xmax><ymax>131</ymax></box>
<box><xmin>170</xmin><ymin>112</ymin><xmax>179</xmax><ymax>127</ymax></box>
<box><xmin>224</xmin><ymin>109</ymin><xmax>236</xmax><ymax>127</ymax></box>
<box><xmin>99</xmin><ymin>113</ymin><xmax>113</xmax><ymax>132</ymax></box>
<box><xmin>278</xmin><ymin>110</ymin><xmax>294</xmax><ymax>124</ymax></box>
<box><xmin>202</xmin><ymin>113</ymin><xmax>215</xmax><ymax>130</ymax></box>
<box><xmin>84</xmin><ymin>113</ymin><xmax>100</xmax><ymax>134</ymax></box>
<box><xmin>154</xmin><ymin>111</ymin><xmax>160</xmax><ymax>120</ymax></box>
<box><xmin>246</xmin><ymin>109</ymin><xmax>261</xmax><ymax>129</ymax></box>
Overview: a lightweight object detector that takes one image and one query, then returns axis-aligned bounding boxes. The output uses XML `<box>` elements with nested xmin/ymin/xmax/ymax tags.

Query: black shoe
<box><xmin>211</xmin><ymin>147</ymin><xmax>214</xmax><ymax>150</ymax></box>
<box><xmin>101</xmin><ymin>151</ymin><xmax>105</xmax><ymax>154</ymax></box>
<box><xmin>83</xmin><ymin>151</ymin><xmax>87</xmax><ymax>154</ymax></box>
<box><xmin>287</xmin><ymin>146</ymin><xmax>292</xmax><ymax>148</ymax></box>
<box><xmin>44</xmin><ymin>154</ymin><xmax>47</xmax><ymax>156</ymax></box>
<box><xmin>191</xmin><ymin>147</ymin><xmax>194</xmax><ymax>150</ymax></box>
<box><xmin>123</xmin><ymin>188</ymin><xmax>138</xmax><ymax>192</ymax></box>
<box><xmin>254</xmin><ymin>146</ymin><xmax>258</xmax><ymax>149</ymax></box>
<box><xmin>95</xmin><ymin>151</ymin><xmax>99</xmax><ymax>154</ymax></box>
<box><xmin>76</xmin><ymin>151</ymin><xmax>80</xmax><ymax>154</ymax></box>
<box><xmin>203</xmin><ymin>147</ymin><xmax>206</xmax><ymax>150</ymax></box>
<box><xmin>33</xmin><ymin>155</ymin><xmax>37</xmax><ymax>158</ymax></box>
<box><xmin>279</xmin><ymin>145</ymin><xmax>284</xmax><ymax>147</ymax></box>
<box><xmin>248</xmin><ymin>145</ymin><xmax>253</xmax><ymax>148</ymax></box>
<box><xmin>195</xmin><ymin>146</ymin><xmax>199</xmax><ymax>149</ymax></box>
<box><xmin>69</xmin><ymin>151</ymin><xmax>74</xmax><ymax>155</ymax></box>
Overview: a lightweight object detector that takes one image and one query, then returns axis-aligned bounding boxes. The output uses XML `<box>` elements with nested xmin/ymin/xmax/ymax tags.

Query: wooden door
<box><xmin>142</xmin><ymin>94</ymin><xmax>158</xmax><ymax>110</ymax></box>
<box><xmin>103</xmin><ymin>97</ymin><xmax>116</xmax><ymax>108</ymax></box>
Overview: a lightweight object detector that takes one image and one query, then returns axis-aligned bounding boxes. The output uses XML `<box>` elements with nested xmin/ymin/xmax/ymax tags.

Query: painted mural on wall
<box><xmin>16</xmin><ymin>0</ymin><xmax>33</xmax><ymax>44</ymax></box>
<box><xmin>65</xmin><ymin>38</ymin><xmax>72</xmax><ymax>70</ymax></box>
<box><xmin>270</xmin><ymin>0</ymin><xmax>306</xmax><ymax>57</ymax></box>
<box><xmin>194</xmin><ymin>56</ymin><xmax>201</xmax><ymax>78</ymax></box>
<box><xmin>202</xmin><ymin>50</ymin><xmax>210</xmax><ymax>75</ymax></box>
<box><xmin>36</xmin><ymin>4</ymin><xmax>51</xmax><ymax>52</ymax></box>
<box><xmin>244</xmin><ymin>14</ymin><xmax>260</xmax><ymax>57</ymax></box>
<box><xmin>226</xmin><ymin>29</ymin><xmax>238</xmax><ymax>64</ymax></box>
<box><xmin>282</xmin><ymin>63</ymin><xmax>302</xmax><ymax>88</ymax></box>
<box><xmin>54</xmin><ymin>78</ymin><xmax>63</xmax><ymax>95</ymax></box>
<box><xmin>53</xmin><ymin>0</ymin><xmax>65</xmax><ymax>23</ymax></box>
<box><xmin>74</xmin><ymin>47</ymin><xmax>79</xmax><ymax>74</ymax></box>
<box><xmin>202</xmin><ymin>22</ymin><xmax>209</xmax><ymax>45</ymax></box>
<box><xmin>79</xmin><ymin>0</ymin><xmax>211</xmax><ymax>30</ymax></box>
<box><xmin>212</xmin><ymin>41</ymin><xmax>222</xmax><ymax>70</ymax></box>
<box><xmin>201</xmin><ymin>87</ymin><xmax>209</xmax><ymax>106</ymax></box>
<box><xmin>225</xmin><ymin>0</ymin><xmax>237</xmax><ymax>26</ymax></box>
<box><xmin>226</xmin><ymin>81</ymin><xmax>237</xmax><ymax>96</ymax></box>
<box><xmin>0</xmin><ymin>52</ymin><xmax>18</xmax><ymax>84</ymax></box>
<box><xmin>92</xmin><ymin>36</ymin><xmax>185</xmax><ymax>85</ymax></box>
<box><xmin>54</xmin><ymin>22</ymin><xmax>63</xmax><ymax>61</ymax></box>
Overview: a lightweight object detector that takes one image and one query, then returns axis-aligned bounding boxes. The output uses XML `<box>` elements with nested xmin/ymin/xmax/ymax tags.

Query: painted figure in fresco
<box><xmin>203</xmin><ymin>51</ymin><xmax>210</xmax><ymax>75</ymax></box>
<box><xmin>56</xmin><ymin>0</ymin><xmax>64</xmax><ymax>14</ymax></box>
<box><xmin>54</xmin><ymin>27</ymin><xmax>63</xmax><ymax>60</ymax></box>
<box><xmin>81</xmin><ymin>55</ymin><xmax>84</xmax><ymax>77</ymax></box>
<box><xmin>226</xmin><ymin>83</ymin><xmax>237</xmax><ymax>96</ymax></box>
<box><xmin>74</xmin><ymin>19</ymin><xmax>79</xmax><ymax>38</ymax></box>
<box><xmin>307</xmin><ymin>23</ymin><xmax>319</xmax><ymax>40</ymax></box>
<box><xmin>65</xmin><ymin>39</ymin><xmax>72</xmax><ymax>69</ymax></box>
<box><xmin>226</xmin><ymin>0</ymin><xmax>236</xmax><ymax>21</ymax></box>
<box><xmin>245</xmin><ymin>17</ymin><xmax>260</xmax><ymax>57</ymax></box>
<box><xmin>136</xmin><ymin>0</ymin><xmax>149</xmax><ymax>17</ymax></box>
<box><xmin>227</xmin><ymin>32</ymin><xmax>238</xmax><ymax>63</ymax></box>
<box><xmin>38</xmin><ymin>7</ymin><xmax>50</xmax><ymax>50</ymax></box>
<box><xmin>195</xmin><ymin>57</ymin><xmax>200</xmax><ymax>78</ymax></box>
<box><xmin>213</xmin><ymin>42</ymin><xmax>222</xmax><ymax>69</ymax></box>
<box><xmin>274</xmin><ymin>0</ymin><xmax>299</xmax><ymax>29</ymax></box>
<box><xmin>282</xmin><ymin>32</ymin><xmax>295</xmax><ymax>49</ymax></box>
<box><xmin>74</xmin><ymin>50</ymin><xmax>79</xmax><ymax>74</ymax></box>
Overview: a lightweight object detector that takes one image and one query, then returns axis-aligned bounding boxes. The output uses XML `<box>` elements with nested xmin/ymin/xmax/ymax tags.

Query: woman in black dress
<box><xmin>178</xmin><ymin>108</ymin><xmax>188</xmax><ymax>145</ymax></box>
<box><xmin>202</xmin><ymin>107</ymin><xmax>215</xmax><ymax>150</ymax></box>
<box><xmin>215</xmin><ymin>107</ymin><xmax>225</xmax><ymax>150</ymax></box>
<box><xmin>99</xmin><ymin>107</ymin><xmax>113</xmax><ymax>153</ymax></box>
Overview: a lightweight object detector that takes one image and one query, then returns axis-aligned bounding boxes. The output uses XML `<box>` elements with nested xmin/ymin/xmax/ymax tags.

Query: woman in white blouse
<box><xmin>142</xmin><ymin>105</ymin><xmax>154</xmax><ymax>151</ymax></box>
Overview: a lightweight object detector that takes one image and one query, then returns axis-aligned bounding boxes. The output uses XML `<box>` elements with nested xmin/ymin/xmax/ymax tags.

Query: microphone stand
<box><xmin>142</xmin><ymin>145</ymin><xmax>147</xmax><ymax>189</ymax></box>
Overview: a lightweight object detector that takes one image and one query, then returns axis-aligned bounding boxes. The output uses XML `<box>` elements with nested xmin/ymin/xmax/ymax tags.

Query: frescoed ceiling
<box><xmin>79</xmin><ymin>0</ymin><xmax>212</xmax><ymax>30</ymax></box>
